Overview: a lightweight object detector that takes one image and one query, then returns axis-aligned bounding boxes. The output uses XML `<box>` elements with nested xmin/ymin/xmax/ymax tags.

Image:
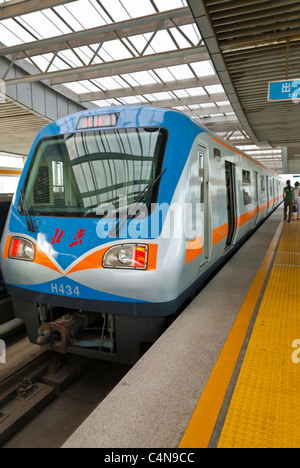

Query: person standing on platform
<box><xmin>283</xmin><ymin>180</ymin><xmax>295</xmax><ymax>222</ymax></box>
<box><xmin>294</xmin><ymin>181</ymin><xmax>300</xmax><ymax>220</ymax></box>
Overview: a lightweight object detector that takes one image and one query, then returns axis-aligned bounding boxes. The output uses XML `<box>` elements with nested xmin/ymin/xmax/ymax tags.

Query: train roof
<box><xmin>37</xmin><ymin>104</ymin><xmax>209</xmax><ymax>137</ymax></box>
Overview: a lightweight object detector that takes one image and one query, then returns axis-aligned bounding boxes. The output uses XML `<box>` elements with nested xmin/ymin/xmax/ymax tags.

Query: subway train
<box><xmin>0</xmin><ymin>106</ymin><xmax>284</xmax><ymax>363</ymax></box>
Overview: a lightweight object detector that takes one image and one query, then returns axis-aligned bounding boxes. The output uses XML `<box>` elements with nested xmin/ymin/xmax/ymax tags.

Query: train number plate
<box><xmin>50</xmin><ymin>282</ymin><xmax>80</xmax><ymax>297</ymax></box>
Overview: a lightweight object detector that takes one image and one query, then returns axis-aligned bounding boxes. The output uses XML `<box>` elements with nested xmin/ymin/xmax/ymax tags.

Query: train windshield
<box><xmin>22</xmin><ymin>127</ymin><xmax>167</xmax><ymax>218</ymax></box>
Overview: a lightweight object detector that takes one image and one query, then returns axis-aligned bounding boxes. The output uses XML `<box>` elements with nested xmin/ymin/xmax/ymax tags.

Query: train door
<box><xmin>225</xmin><ymin>161</ymin><xmax>236</xmax><ymax>248</ymax></box>
<box><xmin>266</xmin><ymin>175</ymin><xmax>270</xmax><ymax>215</ymax></box>
<box><xmin>254</xmin><ymin>171</ymin><xmax>259</xmax><ymax>225</ymax></box>
<box><xmin>198</xmin><ymin>145</ymin><xmax>210</xmax><ymax>267</ymax></box>
<box><xmin>271</xmin><ymin>179</ymin><xmax>275</xmax><ymax>208</ymax></box>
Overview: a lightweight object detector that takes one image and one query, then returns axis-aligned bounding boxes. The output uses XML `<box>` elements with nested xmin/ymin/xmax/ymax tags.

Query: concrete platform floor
<box><xmin>63</xmin><ymin>207</ymin><xmax>283</xmax><ymax>448</ymax></box>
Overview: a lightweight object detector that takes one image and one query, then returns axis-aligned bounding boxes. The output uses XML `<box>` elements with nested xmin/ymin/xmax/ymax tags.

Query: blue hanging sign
<box><xmin>268</xmin><ymin>79</ymin><xmax>300</xmax><ymax>102</ymax></box>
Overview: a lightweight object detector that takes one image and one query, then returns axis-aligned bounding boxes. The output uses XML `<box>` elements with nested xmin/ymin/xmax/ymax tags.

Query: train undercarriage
<box><xmin>11</xmin><ymin>297</ymin><xmax>166</xmax><ymax>364</ymax></box>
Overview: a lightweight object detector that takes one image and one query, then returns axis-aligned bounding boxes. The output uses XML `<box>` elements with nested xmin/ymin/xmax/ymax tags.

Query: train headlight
<box><xmin>103</xmin><ymin>244</ymin><xmax>148</xmax><ymax>270</ymax></box>
<box><xmin>118</xmin><ymin>247</ymin><xmax>134</xmax><ymax>265</ymax></box>
<box><xmin>9</xmin><ymin>237</ymin><xmax>35</xmax><ymax>262</ymax></box>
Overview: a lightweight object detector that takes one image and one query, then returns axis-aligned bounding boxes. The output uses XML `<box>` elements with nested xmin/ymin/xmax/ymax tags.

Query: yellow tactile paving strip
<box><xmin>218</xmin><ymin>221</ymin><xmax>300</xmax><ymax>448</ymax></box>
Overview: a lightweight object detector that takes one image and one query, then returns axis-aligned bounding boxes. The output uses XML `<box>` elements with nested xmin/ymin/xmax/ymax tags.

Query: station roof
<box><xmin>188</xmin><ymin>0</ymin><xmax>300</xmax><ymax>174</ymax></box>
<box><xmin>0</xmin><ymin>0</ymin><xmax>289</xmax><ymax>173</ymax></box>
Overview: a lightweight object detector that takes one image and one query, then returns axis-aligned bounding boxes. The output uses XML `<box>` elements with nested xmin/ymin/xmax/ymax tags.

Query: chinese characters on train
<box><xmin>51</xmin><ymin>228</ymin><xmax>86</xmax><ymax>248</ymax></box>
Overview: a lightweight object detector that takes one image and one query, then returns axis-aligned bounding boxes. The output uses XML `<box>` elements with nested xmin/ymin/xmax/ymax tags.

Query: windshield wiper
<box><xmin>109</xmin><ymin>168</ymin><xmax>167</xmax><ymax>238</ymax></box>
<box><xmin>19</xmin><ymin>187</ymin><xmax>38</xmax><ymax>233</ymax></box>
<box><xmin>133</xmin><ymin>168</ymin><xmax>167</xmax><ymax>208</ymax></box>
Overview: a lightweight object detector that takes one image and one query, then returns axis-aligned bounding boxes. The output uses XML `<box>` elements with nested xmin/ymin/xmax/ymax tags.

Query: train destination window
<box><xmin>21</xmin><ymin>127</ymin><xmax>168</xmax><ymax>218</ymax></box>
<box><xmin>242</xmin><ymin>170</ymin><xmax>252</xmax><ymax>205</ymax></box>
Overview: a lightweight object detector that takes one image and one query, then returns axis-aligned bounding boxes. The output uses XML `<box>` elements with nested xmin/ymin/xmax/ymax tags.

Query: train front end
<box><xmin>0</xmin><ymin>106</ymin><xmax>202</xmax><ymax>363</ymax></box>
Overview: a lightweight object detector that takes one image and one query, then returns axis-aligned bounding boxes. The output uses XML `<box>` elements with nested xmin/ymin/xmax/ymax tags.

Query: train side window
<box><xmin>242</xmin><ymin>170</ymin><xmax>252</xmax><ymax>205</ymax></box>
<box><xmin>198</xmin><ymin>151</ymin><xmax>204</xmax><ymax>205</ymax></box>
<box><xmin>261</xmin><ymin>175</ymin><xmax>266</xmax><ymax>198</ymax></box>
<box><xmin>270</xmin><ymin>178</ymin><xmax>274</xmax><ymax>198</ymax></box>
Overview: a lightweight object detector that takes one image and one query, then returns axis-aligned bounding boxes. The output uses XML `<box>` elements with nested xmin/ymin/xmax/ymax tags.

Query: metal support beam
<box><xmin>195</xmin><ymin>115</ymin><xmax>239</xmax><ymax>125</ymax></box>
<box><xmin>186</xmin><ymin>105</ymin><xmax>233</xmax><ymax>117</ymax></box>
<box><xmin>79</xmin><ymin>75</ymin><xmax>220</xmax><ymax>103</ymax></box>
<box><xmin>3</xmin><ymin>47</ymin><xmax>209</xmax><ymax>87</ymax></box>
<box><xmin>135</xmin><ymin>93</ymin><xmax>228</xmax><ymax>109</ymax></box>
<box><xmin>0</xmin><ymin>0</ymin><xmax>78</xmax><ymax>20</ymax></box>
<box><xmin>0</xmin><ymin>7</ymin><xmax>193</xmax><ymax>59</ymax></box>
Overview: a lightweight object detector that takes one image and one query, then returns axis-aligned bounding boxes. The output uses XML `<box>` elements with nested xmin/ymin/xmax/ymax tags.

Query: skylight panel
<box><xmin>91</xmin><ymin>76</ymin><xmax>125</xmax><ymax>90</ymax></box>
<box><xmin>191</xmin><ymin>61</ymin><xmax>216</xmax><ymax>77</ymax></box>
<box><xmin>75</xmin><ymin>80</ymin><xmax>100</xmax><ymax>92</ymax></box>
<box><xmin>150</xmin><ymin>67</ymin><xmax>173</xmax><ymax>82</ymax></box>
<box><xmin>72</xmin><ymin>45</ymin><xmax>100</xmax><ymax>65</ymax></box>
<box><xmin>49</xmin><ymin>56</ymin><xmax>72</xmax><ymax>72</ymax></box>
<box><xmin>135</xmin><ymin>95</ymin><xmax>149</xmax><ymax>103</ymax></box>
<box><xmin>206</xmin><ymin>84</ymin><xmax>225</xmax><ymax>95</ymax></box>
<box><xmin>101</xmin><ymin>39</ymin><xmax>133</xmax><ymax>61</ymax></box>
<box><xmin>53</xmin><ymin>5</ymin><xmax>84</xmax><ymax>31</ymax></box>
<box><xmin>65</xmin><ymin>82</ymin><xmax>96</xmax><ymax>94</ymax></box>
<box><xmin>200</xmin><ymin>103</ymin><xmax>217</xmax><ymax>108</ymax></box>
<box><xmin>0</xmin><ymin>19</ymin><xmax>34</xmax><ymax>45</ymax></box>
<box><xmin>30</xmin><ymin>55</ymin><xmax>53</xmax><ymax>72</ymax></box>
<box><xmin>169</xmin><ymin>28</ymin><xmax>194</xmax><ymax>49</ymax></box>
<box><xmin>61</xmin><ymin>0</ymin><xmax>107</xmax><ymax>29</ymax></box>
<box><xmin>143</xmin><ymin>94</ymin><xmax>158</xmax><ymax>102</ymax></box>
<box><xmin>126</xmin><ymin>71</ymin><xmax>158</xmax><ymax>86</ymax></box>
<box><xmin>187</xmin><ymin>87</ymin><xmax>206</xmax><ymax>97</ymax></box>
<box><xmin>88</xmin><ymin>0</ymin><xmax>112</xmax><ymax>23</ymax></box>
<box><xmin>119</xmin><ymin>96</ymin><xmax>144</xmax><ymax>105</ymax></box>
<box><xmin>143</xmin><ymin>30</ymin><xmax>177</xmax><ymax>55</ymax></box>
<box><xmin>167</xmin><ymin>64</ymin><xmax>194</xmax><ymax>80</ymax></box>
<box><xmin>154</xmin><ymin>0</ymin><xmax>188</xmax><ymax>12</ymax></box>
<box><xmin>173</xmin><ymin>89</ymin><xmax>189</xmax><ymax>99</ymax></box>
<box><xmin>58</xmin><ymin>49</ymin><xmax>87</xmax><ymax>68</ymax></box>
<box><xmin>89</xmin><ymin>97</ymin><xmax>122</xmax><ymax>107</ymax></box>
<box><xmin>92</xmin><ymin>100</ymin><xmax>111</xmax><ymax>107</ymax></box>
<box><xmin>127</xmin><ymin>34</ymin><xmax>150</xmax><ymax>55</ymax></box>
<box><xmin>216</xmin><ymin>101</ymin><xmax>231</xmax><ymax>107</ymax></box>
<box><xmin>118</xmin><ymin>74</ymin><xmax>140</xmax><ymax>87</ymax></box>
<box><xmin>119</xmin><ymin>0</ymin><xmax>155</xmax><ymax>19</ymax></box>
<box><xmin>180</xmin><ymin>24</ymin><xmax>202</xmax><ymax>46</ymax></box>
<box><xmin>17</xmin><ymin>12</ymin><xmax>64</xmax><ymax>39</ymax></box>
<box><xmin>151</xmin><ymin>92</ymin><xmax>174</xmax><ymax>101</ymax></box>
<box><xmin>100</xmin><ymin>0</ymin><xmax>130</xmax><ymax>21</ymax></box>
<box><xmin>92</xmin><ymin>75</ymin><xmax>130</xmax><ymax>89</ymax></box>
<box><xmin>40</xmin><ymin>9</ymin><xmax>72</xmax><ymax>35</ymax></box>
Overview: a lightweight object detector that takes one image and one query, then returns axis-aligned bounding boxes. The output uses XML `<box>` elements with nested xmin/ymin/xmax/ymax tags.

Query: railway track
<box><xmin>0</xmin><ymin>337</ymin><xmax>94</xmax><ymax>447</ymax></box>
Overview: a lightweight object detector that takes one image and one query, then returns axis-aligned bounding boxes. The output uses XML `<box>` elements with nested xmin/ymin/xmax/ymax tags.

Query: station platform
<box><xmin>63</xmin><ymin>206</ymin><xmax>299</xmax><ymax>449</ymax></box>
